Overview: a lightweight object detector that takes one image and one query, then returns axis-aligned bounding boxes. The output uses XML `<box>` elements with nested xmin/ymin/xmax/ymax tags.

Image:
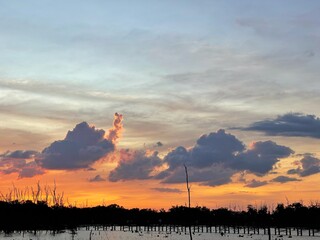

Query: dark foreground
<box><xmin>0</xmin><ymin>227</ymin><xmax>320</xmax><ymax>240</ymax></box>
<box><xmin>0</xmin><ymin>200</ymin><xmax>320</xmax><ymax>231</ymax></box>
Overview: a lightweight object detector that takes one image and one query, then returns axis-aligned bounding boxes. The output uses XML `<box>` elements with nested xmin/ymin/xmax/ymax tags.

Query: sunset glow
<box><xmin>0</xmin><ymin>0</ymin><xmax>320</xmax><ymax>210</ymax></box>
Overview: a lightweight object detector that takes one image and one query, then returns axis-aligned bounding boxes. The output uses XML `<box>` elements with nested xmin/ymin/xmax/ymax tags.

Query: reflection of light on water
<box><xmin>0</xmin><ymin>228</ymin><xmax>318</xmax><ymax>240</ymax></box>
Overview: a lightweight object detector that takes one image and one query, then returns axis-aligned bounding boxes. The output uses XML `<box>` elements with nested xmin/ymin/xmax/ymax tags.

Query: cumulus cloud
<box><xmin>0</xmin><ymin>115</ymin><xmax>121</xmax><ymax>176</ymax></box>
<box><xmin>112</xmin><ymin>129</ymin><xmax>293</xmax><ymax>187</ymax></box>
<box><xmin>0</xmin><ymin>149</ymin><xmax>44</xmax><ymax>178</ymax></box>
<box><xmin>287</xmin><ymin>155</ymin><xmax>320</xmax><ymax>177</ymax></box>
<box><xmin>0</xmin><ymin>153</ymin><xmax>44</xmax><ymax>178</ymax></box>
<box><xmin>163</xmin><ymin>146</ymin><xmax>190</xmax><ymax>171</ymax></box>
<box><xmin>240</xmin><ymin>113</ymin><xmax>320</xmax><ymax>138</ymax></box>
<box><xmin>160</xmin><ymin>130</ymin><xmax>293</xmax><ymax>179</ymax></box>
<box><xmin>107</xmin><ymin>113</ymin><xmax>123</xmax><ymax>144</ymax></box>
<box><xmin>40</xmin><ymin>122</ymin><xmax>114</xmax><ymax>170</ymax></box>
<box><xmin>244</xmin><ymin>179</ymin><xmax>268</xmax><ymax>188</ymax></box>
<box><xmin>109</xmin><ymin>150</ymin><xmax>162</xmax><ymax>182</ymax></box>
<box><xmin>191</xmin><ymin>129</ymin><xmax>245</xmax><ymax>168</ymax></box>
<box><xmin>1</xmin><ymin>150</ymin><xmax>38</xmax><ymax>159</ymax></box>
<box><xmin>18</xmin><ymin>161</ymin><xmax>45</xmax><ymax>178</ymax></box>
<box><xmin>161</xmin><ymin>164</ymin><xmax>235</xmax><ymax>187</ymax></box>
<box><xmin>271</xmin><ymin>176</ymin><xmax>301</xmax><ymax>183</ymax></box>
<box><xmin>230</xmin><ymin>141</ymin><xmax>293</xmax><ymax>175</ymax></box>
<box><xmin>89</xmin><ymin>175</ymin><xmax>106</xmax><ymax>182</ymax></box>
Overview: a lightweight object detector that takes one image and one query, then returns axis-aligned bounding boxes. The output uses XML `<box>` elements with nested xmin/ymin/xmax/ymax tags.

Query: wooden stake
<box><xmin>184</xmin><ymin>164</ymin><xmax>193</xmax><ymax>240</ymax></box>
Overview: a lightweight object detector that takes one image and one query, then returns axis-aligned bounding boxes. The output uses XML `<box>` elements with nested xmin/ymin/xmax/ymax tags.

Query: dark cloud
<box><xmin>161</xmin><ymin>165</ymin><xmax>235</xmax><ymax>187</ymax></box>
<box><xmin>89</xmin><ymin>175</ymin><xmax>106</xmax><ymax>182</ymax></box>
<box><xmin>244</xmin><ymin>179</ymin><xmax>268</xmax><ymax>188</ymax></box>
<box><xmin>151</xmin><ymin>188</ymin><xmax>182</xmax><ymax>193</ymax></box>
<box><xmin>164</xmin><ymin>146</ymin><xmax>190</xmax><ymax>171</ymax></box>
<box><xmin>287</xmin><ymin>168</ymin><xmax>300</xmax><ymax>175</ymax></box>
<box><xmin>149</xmin><ymin>129</ymin><xmax>294</xmax><ymax>187</ymax></box>
<box><xmin>162</xmin><ymin>131</ymin><xmax>293</xmax><ymax>178</ymax></box>
<box><xmin>18</xmin><ymin>161</ymin><xmax>45</xmax><ymax>178</ymax></box>
<box><xmin>0</xmin><ymin>156</ymin><xmax>44</xmax><ymax>178</ymax></box>
<box><xmin>271</xmin><ymin>176</ymin><xmax>301</xmax><ymax>183</ymax></box>
<box><xmin>40</xmin><ymin>122</ymin><xmax>114</xmax><ymax>170</ymax></box>
<box><xmin>191</xmin><ymin>129</ymin><xmax>245</xmax><ymax>168</ymax></box>
<box><xmin>240</xmin><ymin>113</ymin><xmax>320</xmax><ymax>138</ymax></box>
<box><xmin>0</xmin><ymin>119</ymin><xmax>117</xmax><ymax>176</ymax></box>
<box><xmin>1</xmin><ymin>150</ymin><xmax>38</xmax><ymax>159</ymax></box>
<box><xmin>86</xmin><ymin>167</ymin><xmax>96</xmax><ymax>171</ymax></box>
<box><xmin>108</xmin><ymin>150</ymin><xmax>162</xmax><ymax>182</ymax></box>
<box><xmin>230</xmin><ymin>141</ymin><xmax>293</xmax><ymax>175</ymax></box>
<box><xmin>287</xmin><ymin>155</ymin><xmax>320</xmax><ymax>177</ymax></box>
<box><xmin>155</xmin><ymin>141</ymin><xmax>163</xmax><ymax>147</ymax></box>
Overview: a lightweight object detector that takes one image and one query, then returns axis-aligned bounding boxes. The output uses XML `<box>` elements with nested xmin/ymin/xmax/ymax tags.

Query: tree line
<box><xmin>0</xmin><ymin>200</ymin><xmax>319</xmax><ymax>231</ymax></box>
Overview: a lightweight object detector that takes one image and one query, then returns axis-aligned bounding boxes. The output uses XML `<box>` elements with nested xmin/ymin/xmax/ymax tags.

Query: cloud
<box><xmin>18</xmin><ymin>161</ymin><xmax>45</xmax><ymax>178</ymax></box>
<box><xmin>108</xmin><ymin>150</ymin><xmax>162</xmax><ymax>182</ymax></box>
<box><xmin>107</xmin><ymin>113</ymin><xmax>124</xmax><ymax>144</ymax></box>
<box><xmin>89</xmin><ymin>175</ymin><xmax>106</xmax><ymax>182</ymax></box>
<box><xmin>244</xmin><ymin>179</ymin><xmax>268</xmax><ymax>188</ymax></box>
<box><xmin>163</xmin><ymin>146</ymin><xmax>190</xmax><ymax>171</ymax></box>
<box><xmin>151</xmin><ymin>188</ymin><xmax>182</xmax><ymax>193</ymax></box>
<box><xmin>162</xmin><ymin>130</ymin><xmax>293</xmax><ymax>177</ymax></box>
<box><xmin>161</xmin><ymin>164</ymin><xmax>235</xmax><ymax>187</ymax></box>
<box><xmin>0</xmin><ymin>116</ymin><xmax>121</xmax><ymax>176</ymax></box>
<box><xmin>155</xmin><ymin>141</ymin><xmax>163</xmax><ymax>147</ymax></box>
<box><xmin>190</xmin><ymin>129</ymin><xmax>245</xmax><ymax>168</ymax></box>
<box><xmin>240</xmin><ymin>113</ymin><xmax>320</xmax><ymax>138</ymax></box>
<box><xmin>0</xmin><ymin>153</ymin><xmax>44</xmax><ymax>178</ymax></box>
<box><xmin>271</xmin><ymin>176</ymin><xmax>301</xmax><ymax>183</ymax></box>
<box><xmin>40</xmin><ymin>122</ymin><xmax>114</xmax><ymax>170</ymax></box>
<box><xmin>1</xmin><ymin>150</ymin><xmax>38</xmax><ymax>159</ymax></box>
<box><xmin>117</xmin><ymin>129</ymin><xmax>294</xmax><ymax>187</ymax></box>
<box><xmin>287</xmin><ymin>155</ymin><xmax>320</xmax><ymax>177</ymax></box>
<box><xmin>230</xmin><ymin>141</ymin><xmax>294</xmax><ymax>175</ymax></box>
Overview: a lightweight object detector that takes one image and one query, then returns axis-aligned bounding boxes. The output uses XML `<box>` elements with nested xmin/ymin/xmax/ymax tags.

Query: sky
<box><xmin>0</xmin><ymin>0</ymin><xmax>320</xmax><ymax>209</ymax></box>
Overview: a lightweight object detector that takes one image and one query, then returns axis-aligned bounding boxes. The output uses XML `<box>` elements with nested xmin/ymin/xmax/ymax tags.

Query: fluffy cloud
<box><xmin>109</xmin><ymin>150</ymin><xmax>162</xmax><ymax>182</ymax></box>
<box><xmin>271</xmin><ymin>176</ymin><xmax>301</xmax><ymax>183</ymax></box>
<box><xmin>161</xmin><ymin>164</ymin><xmax>235</xmax><ymax>187</ymax></box>
<box><xmin>164</xmin><ymin>146</ymin><xmax>190</xmax><ymax>171</ymax></box>
<box><xmin>244</xmin><ymin>179</ymin><xmax>268</xmax><ymax>188</ymax></box>
<box><xmin>0</xmin><ymin>117</ymin><xmax>121</xmax><ymax>177</ymax></box>
<box><xmin>40</xmin><ymin>122</ymin><xmax>114</xmax><ymax>170</ymax></box>
<box><xmin>146</xmin><ymin>129</ymin><xmax>293</xmax><ymax>187</ymax></box>
<box><xmin>160</xmin><ymin>130</ymin><xmax>293</xmax><ymax>179</ymax></box>
<box><xmin>18</xmin><ymin>161</ymin><xmax>45</xmax><ymax>178</ymax></box>
<box><xmin>241</xmin><ymin>113</ymin><xmax>320</xmax><ymax>138</ymax></box>
<box><xmin>1</xmin><ymin>150</ymin><xmax>38</xmax><ymax>159</ymax></box>
<box><xmin>0</xmin><ymin>153</ymin><xmax>44</xmax><ymax>178</ymax></box>
<box><xmin>287</xmin><ymin>155</ymin><xmax>320</xmax><ymax>177</ymax></box>
<box><xmin>190</xmin><ymin>129</ymin><xmax>245</xmax><ymax>168</ymax></box>
<box><xmin>230</xmin><ymin>141</ymin><xmax>293</xmax><ymax>175</ymax></box>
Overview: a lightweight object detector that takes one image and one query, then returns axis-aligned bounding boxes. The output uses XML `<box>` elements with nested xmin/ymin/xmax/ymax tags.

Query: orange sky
<box><xmin>0</xmin><ymin>121</ymin><xmax>319</xmax><ymax>210</ymax></box>
<box><xmin>1</xmin><ymin>1</ymin><xmax>320</xmax><ymax>210</ymax></box>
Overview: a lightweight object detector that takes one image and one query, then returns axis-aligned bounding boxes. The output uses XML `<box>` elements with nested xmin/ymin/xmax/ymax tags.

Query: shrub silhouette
<box><xmin>0</xmin><ymin>200</ymin><xmax>319</xmax><ymax>231</ymax></box>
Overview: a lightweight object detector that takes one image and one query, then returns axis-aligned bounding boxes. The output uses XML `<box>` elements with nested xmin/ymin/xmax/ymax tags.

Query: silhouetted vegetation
<box><xmin>0</xmin><ymin>200</ymin><xmax>319</xmax><ymax>231</ymax></box>
<box><xmin>0</xmin><ymin>183</ymin><xmax>318</xmax><ymax>230</ymax></box>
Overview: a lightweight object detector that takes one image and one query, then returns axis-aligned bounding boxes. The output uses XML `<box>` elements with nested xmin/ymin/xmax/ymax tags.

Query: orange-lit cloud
<box><xmin>40</xmin><ymin>122</ymin><xmax>114</xmax><ymax>170</ymax></box>
<box><xmin>0</xmin><ymin>115</ymin><xmax>124</xmax><ymax>178</ymax></box>
<box><xmin>0</xmin><ymin>113</ymin><xmax>320</xmax><ymax>209</ymax></box>
<box><xmin>107</xmin><ymin>113</ymin><xmax>123</xmax><ymax>144</ymax></box>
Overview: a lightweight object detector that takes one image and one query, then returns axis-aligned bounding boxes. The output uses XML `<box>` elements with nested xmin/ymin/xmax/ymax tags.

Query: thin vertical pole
<box><xmin>184</xmin><ymin>164</ymin><xmax>193</xmax><ymax>240</ymax></box>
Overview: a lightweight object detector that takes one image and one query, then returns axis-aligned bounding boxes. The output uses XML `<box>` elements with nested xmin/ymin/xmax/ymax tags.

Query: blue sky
<box><xmin>0</xmin><ymin>0</ymin><xmax>320</xmax><ymax>208</ymax></box>
<box><xmin>1</xmin><ymin>0</ymin><xmax>320</xmax><ymax>148</ymax></box>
